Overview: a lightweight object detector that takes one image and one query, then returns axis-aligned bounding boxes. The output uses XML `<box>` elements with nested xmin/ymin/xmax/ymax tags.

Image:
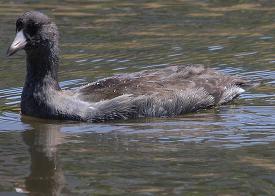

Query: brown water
<box><xmin>1</xmin><ymin>0</ymin><xmax>275</xmax><ymax>195</ymax></box>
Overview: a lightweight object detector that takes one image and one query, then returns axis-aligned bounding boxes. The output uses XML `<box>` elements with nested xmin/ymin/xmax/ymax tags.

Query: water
<box><xmin>1</xmin><ymin>0</ymin><xmax>275</xmax><ymax>195</ymax></box>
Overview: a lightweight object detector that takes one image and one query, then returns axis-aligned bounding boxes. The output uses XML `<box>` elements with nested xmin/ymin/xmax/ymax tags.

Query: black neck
<box><xmin>24</xmin><ymin>44</ymin><xmax>60</xmax><ymax>91</ymax></box>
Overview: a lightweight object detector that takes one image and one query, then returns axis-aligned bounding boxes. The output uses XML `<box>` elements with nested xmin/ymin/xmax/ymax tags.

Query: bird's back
<box><xmin>71</xmin><ymin>65</ymin><xmax>246</xmax><ymax>121</ymax></box>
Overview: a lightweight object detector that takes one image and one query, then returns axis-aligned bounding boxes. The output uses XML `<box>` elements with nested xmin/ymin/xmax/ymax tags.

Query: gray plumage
<box><xmin>7</xmin><ymin>11</ymin><xmax>247</xmax><ymax>122</ymax></box>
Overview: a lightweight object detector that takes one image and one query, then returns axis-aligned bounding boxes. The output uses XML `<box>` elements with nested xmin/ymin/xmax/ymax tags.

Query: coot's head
<box><xmin>7</xmin><ymin>11</ymin><xmax>58</xmax><ymax>56</ymax></box>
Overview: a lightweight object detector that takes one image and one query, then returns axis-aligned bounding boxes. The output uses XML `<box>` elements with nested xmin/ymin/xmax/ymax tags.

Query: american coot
<box><xmin>7</xmin><ymin>11</ymin><xmax>247</xmax><ymax>122</ymax></box>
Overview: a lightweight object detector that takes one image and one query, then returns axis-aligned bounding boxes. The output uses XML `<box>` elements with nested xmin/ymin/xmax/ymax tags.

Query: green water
<box><xmin>1</xmin><ymin>0</ymin><xmax>275</xmax><ymax>195</ymax></box>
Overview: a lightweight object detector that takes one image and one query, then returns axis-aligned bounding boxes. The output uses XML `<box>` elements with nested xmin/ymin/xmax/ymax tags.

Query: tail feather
<box><xmin>218</xmin><ymin>85</ymin><xmax>245</xmax><ymax>104</ymax></box>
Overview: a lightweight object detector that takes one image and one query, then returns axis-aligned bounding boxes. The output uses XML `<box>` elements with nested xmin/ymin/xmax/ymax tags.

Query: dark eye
<box><xmin>16</xmin><ymin>19</ymin><xmax>23</xmax><ymax>32</ymax></box>
<box><xmin>26</xmin><ymin>22</ymin><xmax>39</xmax><ymax>37</ymax></box>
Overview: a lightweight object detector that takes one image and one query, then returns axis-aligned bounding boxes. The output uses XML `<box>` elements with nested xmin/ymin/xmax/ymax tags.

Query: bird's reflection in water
<box><xmin>21</xmin><ymin>117</ymin><xmax>66</xmax><ymax>195</ymax></box>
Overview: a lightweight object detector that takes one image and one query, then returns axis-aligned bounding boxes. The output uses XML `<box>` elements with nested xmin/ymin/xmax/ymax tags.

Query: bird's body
<box><xmin>7</xmin><ymin>11</ymin><xmax>247</xmax><ymax>122</ymax></box>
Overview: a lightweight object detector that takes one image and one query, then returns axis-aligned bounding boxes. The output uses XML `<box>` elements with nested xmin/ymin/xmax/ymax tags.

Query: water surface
<box><xmin>1</xmin><ymin>0</ymin><xmax>275</xmax><ymax>195</ymax></box>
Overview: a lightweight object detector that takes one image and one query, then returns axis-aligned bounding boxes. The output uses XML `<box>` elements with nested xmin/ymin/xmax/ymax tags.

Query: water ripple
<box><xmin>55</xmin><ymin>105</ymin><xmax>275</xmax><ymax>149</ymax></box>
<box><xmin>234</xmin><ymin>51</ymin><xmax>258</xmax><ymax>57</ymax></box>
<box><xmin>208</xmin><ymin>45</ymin><xmax>224</xmax><ymax>51</ymax></box>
